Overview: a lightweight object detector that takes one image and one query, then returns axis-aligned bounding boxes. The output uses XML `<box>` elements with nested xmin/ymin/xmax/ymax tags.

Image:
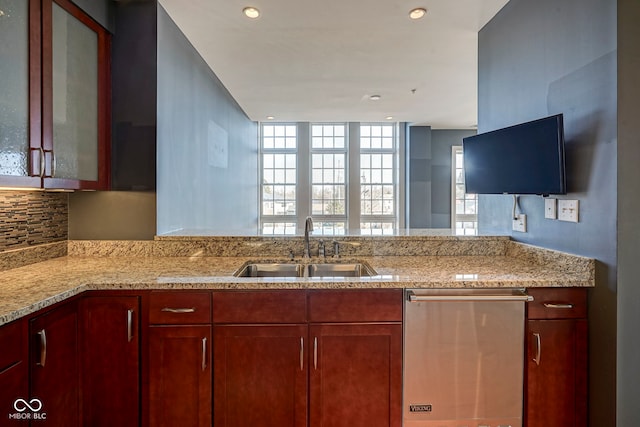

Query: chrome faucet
<box><xmin>303</xmin><ymin>216</ymin><xmax>314</xmax><ymax>258</ymax></box>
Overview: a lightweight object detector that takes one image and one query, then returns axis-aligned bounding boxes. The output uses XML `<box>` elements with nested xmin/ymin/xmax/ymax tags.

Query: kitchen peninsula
<box><xmin>0</xmin><ymin>233</ymin><xmax>592</xmax><ymax>427</ymax></box>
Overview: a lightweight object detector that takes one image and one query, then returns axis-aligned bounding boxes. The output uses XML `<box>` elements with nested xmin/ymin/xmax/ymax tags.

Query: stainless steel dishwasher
<box><xmin>403</xmin><ymin>289</ymin><xmax>532</xmax><ymax>427</ymax></box>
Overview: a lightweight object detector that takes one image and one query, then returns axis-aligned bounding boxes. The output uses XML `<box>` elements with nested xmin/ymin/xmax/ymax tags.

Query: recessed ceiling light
<box><xmin>385</xmin><ymin>116</ymin><xmax>394</xmax><ymax>120</ymax></box>
<box><xmin>409</xmin><ymin>7</ymin><xmax>427</xmax><ymax>20</ymax></box>
<box><xmin>266</xmin><ymin>116</ymin><xmax>275</xmax><ymax>120</ymax></box>
<box><xmin>369</xmin><ymin>95</ymin><xmax>382</xmax><ymax>101</ymax></box>
<box><xmin>243</xmin><ymin>7</ymin><xmax>260</xmax><ymax>19</ymax></box>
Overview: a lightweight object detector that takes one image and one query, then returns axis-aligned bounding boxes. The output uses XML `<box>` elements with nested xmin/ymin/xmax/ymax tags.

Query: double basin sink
<box><xmin>234</xmin><ymin>261</ymin><xmax>377</xmax><ymax>278</ymax></box>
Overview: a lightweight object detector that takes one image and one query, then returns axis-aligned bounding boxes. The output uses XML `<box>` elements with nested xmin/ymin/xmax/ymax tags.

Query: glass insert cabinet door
<box><xmin>0</xmin><ymin>0</ymin><xmax>109</xmax><ymax>189</ymax></box>
<box><xmin>0</xmin><ymin>0</ymin><xmax>41</xmax><ymax>187</ymax></box>
<box><xmin>42</xmin><ymin>0</ymin><xmax>110</xmax><ymax>189</ymax></box>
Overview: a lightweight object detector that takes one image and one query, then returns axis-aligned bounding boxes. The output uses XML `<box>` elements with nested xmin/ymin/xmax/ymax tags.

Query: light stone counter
<box><xmin>0</xmin><ymin>237</ymin><xmax>595</xmax><ymax>326</ymax></box>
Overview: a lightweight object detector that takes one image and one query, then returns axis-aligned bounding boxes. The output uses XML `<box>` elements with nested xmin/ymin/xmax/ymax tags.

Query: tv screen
<box><xmin>462</xmin><ymin>114</ymin><xmax>566</xmax><ymax>195</ymax></box>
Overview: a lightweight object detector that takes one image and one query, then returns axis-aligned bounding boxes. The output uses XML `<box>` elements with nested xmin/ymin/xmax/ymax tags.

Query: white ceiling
<box><xmin>158</xmin><ymin>0</ymin><xmax>509</xmax><ymax>128</ymax></box>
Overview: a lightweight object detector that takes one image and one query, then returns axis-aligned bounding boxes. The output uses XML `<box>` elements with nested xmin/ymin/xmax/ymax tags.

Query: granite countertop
<box><xmin>0</xmin><ymin>238</ymin><xmax>595</xmax><ymax>326</ymax></box>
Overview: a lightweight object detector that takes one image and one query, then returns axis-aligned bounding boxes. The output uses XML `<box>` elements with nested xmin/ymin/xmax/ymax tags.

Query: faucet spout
<box><xmin>303</xmin><ymin>216</ymin><xmax>314</xmax><ymax>258</ymax></box>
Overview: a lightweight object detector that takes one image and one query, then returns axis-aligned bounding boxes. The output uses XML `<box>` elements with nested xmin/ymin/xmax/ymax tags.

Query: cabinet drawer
<box><xmin>0</xmin><ymin>320</ymin><xmax>23</xmax><ymax>371</ymax></box>
<box><xmin>149</xmin><ymin>292</ymin><xmax>211</xmax><ymax>324</ymax></box>
<box><xmin>213</xmin><ymin>291</ymin><xmax>307</xmax><ymax>323</ymax></box>
<box><xmin>527</xmin><ymin>288</ymin><xmax>587</xmax><ymax>320</ymax></box>
<box><xmin>309</xmin><ymin>289</ymin><xmax>403</xmax><ymax>323</ymax></box>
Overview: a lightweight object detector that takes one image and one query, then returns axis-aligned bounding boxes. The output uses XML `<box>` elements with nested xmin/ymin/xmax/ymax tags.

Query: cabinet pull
<box><xmin>37</xmin><ymin>329</ymin><xmax>47</xmax><ymax>367</ymax></box>
<box><xmin>532</xmin><ymin>332</ymin><xmax>541</xmax><ymax>366</ymax></box>
<box><xmin>313</xmin><ymin>337</ymin><xmax>318</xmax><ymax>370</ymax></box>
<box><xmin>201</xmin><ymin>337</ymin><xmax>207</xmax><ymax>371</ymax></box>
<box><xmin>161</xmin><ymin>307</ymin><xmax>196</xmax><ymax>313</ymax></box>
<box><xmin>51</xmin><ymin>151</ymin><xmax>57</xmax><ymax>177</ymax></box>
<box><xmin>127</xmin><ymin>309</ymin><xmax>134</xmax><ymax>342</ymax></box>
<box><xmin>299</xmin><ymin>337</ymin><xmax>304</xmax><ymax>371</ymax></box>
<box><xmin>543</xmin><ymin>302</ymin><xmax>574</xmax><ymax>309</ymax></box>
<box><xmin>38</xmin><ymin>148</ymin><xmax>45</xmax><ymax>177</ymax></box>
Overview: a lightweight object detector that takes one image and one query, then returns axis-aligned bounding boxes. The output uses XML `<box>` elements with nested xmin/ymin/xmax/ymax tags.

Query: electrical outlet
<box><xmin>558</xmin><ymin>199</ymin><xmax>579</xmax><ymax>222</ymax></box>
<box><xmin>544</xmin><ymin>198</ymin><xmax>557</xmax><ymax>219</ymax></box>
<box><xmin>512</xmin><ymin>214</ymin><xmax>527</xmax><ymax>232</ymax></box>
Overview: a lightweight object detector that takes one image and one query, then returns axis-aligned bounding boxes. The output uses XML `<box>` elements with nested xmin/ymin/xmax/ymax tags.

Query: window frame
<box><xmin>451</xmin><ymin>145</ymin><xmax>478</xmax><ymax>235</ymax></box>
<box><xmin>259</xmin><ymin>122</ymin><xmax>402</xmax><ymax>235</ymax></box>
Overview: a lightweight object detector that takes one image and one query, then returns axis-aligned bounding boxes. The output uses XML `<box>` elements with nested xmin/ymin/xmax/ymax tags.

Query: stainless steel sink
<box><xmin>233</xmin><ymin>262</ymin><xmax>377</xmax><ymax>278</ymax></box>
<box><xmin>234</xmin><ymin>263</ymin><xmax>303</xmax><ymax>277</ymax></box>
<box><xmin>306</xmin><ymin>263</ymin><xmax>377</xmax><ymax>277</ymax></box>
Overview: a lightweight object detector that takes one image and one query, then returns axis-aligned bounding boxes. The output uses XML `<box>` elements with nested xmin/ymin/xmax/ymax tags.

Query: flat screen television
<box><xmin>462</xmin><ymin>114</ymin><xmax>566</xmax><ymax>195</ymax></box>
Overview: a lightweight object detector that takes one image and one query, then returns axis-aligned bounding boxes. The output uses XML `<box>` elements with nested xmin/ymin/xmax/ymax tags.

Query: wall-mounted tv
<box><xmin>462</xmin><ymin>114</ymin><xmax>566</xmax><ymax>195</ymax></box>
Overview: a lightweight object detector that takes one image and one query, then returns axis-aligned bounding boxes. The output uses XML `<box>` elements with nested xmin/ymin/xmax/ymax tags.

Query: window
<box><xmin>261</xmin><ymin>124</ymin><xmax>297</xmax><ymax>234</ymax></box>
<box><xmin>452</xmin><ymin>146</ymin><xmax>478</xmax><ymax>235</ymax></box>
<box><xmin>260</xmin><ymin>123</ymin><xmax>399</xmax><ymax>234</ymax></box>
<box><xmin>360</xmin><ymin>124</ymin><xmax>396</xmax><ymax>234</ymax></box>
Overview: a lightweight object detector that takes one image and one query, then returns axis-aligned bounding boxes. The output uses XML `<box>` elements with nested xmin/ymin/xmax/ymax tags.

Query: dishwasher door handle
<box><xmin>407</xmin><ymin>291</ymin><xmax>533</xmax><ymax>302</ymax></box>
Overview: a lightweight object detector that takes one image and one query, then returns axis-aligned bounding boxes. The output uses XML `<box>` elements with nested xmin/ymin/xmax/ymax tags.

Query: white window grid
<box><xmin>452</xmin><ymin>146</ymin><xmax>478</xmax><ymax>235</ymax></box>
<box><xmin>261</xmin><ymin>124</ymin><xmax>298</xmax><ymax>234</ymax></box>
<box><xmin>360</xmin><ymin>124</ymin><xmax>397</xmax><ymax>229</ymax></box>
<box><xmin>311</xmin><ymin>124</ymin><xmax>348</xmax><ymax>231</ymax></box>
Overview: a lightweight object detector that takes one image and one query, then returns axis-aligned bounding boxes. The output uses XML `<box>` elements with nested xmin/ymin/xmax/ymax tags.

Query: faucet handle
<box><xmin>318</xmin><ymin>240</ymin><xmax>325</xmax><ymax>258</ymax></box>
<box><xmin>332</xmin><ymin>240</ymin><xmax>340</xmax><ymax>258</ymax></box>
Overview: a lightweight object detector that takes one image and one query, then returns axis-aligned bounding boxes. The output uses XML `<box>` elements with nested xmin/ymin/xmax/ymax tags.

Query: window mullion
<box><xmin>297</xmin><ymin>122</ymin><xmax>311</xmax><ymax>227</ymax></box>
<box><xmin>348</xmin><ymin>122</ymin><xmax>361</xmax><ymax>230</ymax></box>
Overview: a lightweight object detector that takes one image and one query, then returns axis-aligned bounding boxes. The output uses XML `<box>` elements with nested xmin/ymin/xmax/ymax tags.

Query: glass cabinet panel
<box><xmin>0</xmin><ymin>0</ymin><xmax>30</xmax><ymax>176</ymax></box>
<box><xmin>51</xmin><ymin>1</ymin><xmax>98</xmax><ymax>181</ymax></box>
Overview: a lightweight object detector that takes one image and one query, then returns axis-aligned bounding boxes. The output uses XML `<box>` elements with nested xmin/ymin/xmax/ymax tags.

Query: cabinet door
<box><xmin>30</xmin><ymin>301</ymin><xmax>79</xmax><ymax>427</ymax></box>
<box><xmin>80</xmin><ymin>296</ymin><xmax>140</xmax><ymax>427</ymax></box>
<box><xmin>41</xmin><ymin>0</ymin><xmax>110</xmax><ymax>189</ymax></box>
<box><xmin>148</xmin><ymin>325</ymin><xmax>212</xmax><ymax>427</ymax></box>
<box><xmin>526</xmin><ymin>319</ymin><xmax>587</xmax><ymax>427</ymax></box>
<box><xmin>0</xmin><ymin>0</ymin><xmax>43</xmax><ymax>187</ymax></box>
<box><xmin>214</xmin><ymin>325</ymin><xmax>308</xmax><ymax>427</ymax></box>
<box><xmin>0</xmin><ymin>319</ymin><xmax>28</xmax><ymax>426</ymax></box>
<box><xmin>309</xmin><ymin>324</ymin><xmax>402</xmax><ymax>427</ymax></box>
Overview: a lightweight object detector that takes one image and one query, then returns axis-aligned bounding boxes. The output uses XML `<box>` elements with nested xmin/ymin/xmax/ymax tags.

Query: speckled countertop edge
<box><xmin>0</xmin><ymin>237</ymin><xmax>595</xmax><ymax>327</ymax></box>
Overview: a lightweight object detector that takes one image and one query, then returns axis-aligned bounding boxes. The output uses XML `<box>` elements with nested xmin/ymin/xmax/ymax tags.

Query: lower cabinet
<box><xmin>212</xmin><ymin>289</ymin><xmax>403</xmax><ymax>427</ymax></box>
<box><xmin>30</xmin><ymin>300</ymin><xmax>80</xmax><ymax>427</ymax></box>
<box><xmin>309</xmin><ymin>323</ymin><xmax>402</xmax><ymax>427</ymax></box>
<box><xmin>80</xmin><ymin>295</ymin><xmax>140</xmax><ymax>427</ymax></box>
<box><xmin>146</xmin><ymin>291</ymin><xmax>213</xmax><ymax>427</ymax></box>
<box><xmin>525</xmin><ymin>288</ymin><xmax>588</xmax><ymax>427</ymax></box>
<box><xmin>214</xmin><ymin>325</ymin><xmax>308</xmax><ymax>427</ymax></box>
<box><xmin>0</xmin><ymin>319</ymin><xmax>28</xmax><ymax>427</ymax></box>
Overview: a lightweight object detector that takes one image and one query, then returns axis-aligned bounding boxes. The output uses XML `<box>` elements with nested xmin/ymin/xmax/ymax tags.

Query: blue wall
<box><xmin>478</xmin><ymin>0</ymin><xmax>617</xmax><ymax>424</ymax></box>
<box><xmin>156</xmin><ymin>6</ymin><xmax>258</xmax><ymax>234</ymax></box>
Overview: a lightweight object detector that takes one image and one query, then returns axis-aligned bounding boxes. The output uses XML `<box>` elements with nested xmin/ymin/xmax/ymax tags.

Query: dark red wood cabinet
<box><xmin>0</xmin><ymin>319</ymin><xmax>29</xmax><ymax>427</ymax></box>
<box><xmin>212</xmin><ymin>289</ymin><xmax>403</xmax><ymax>427</ymax></box>
<box><xmin>146</xmin><ymin>291</ymin><xmax>212</xmax><ymax>427</ymax></box>
<box><xmin>80</xmin><ymin>295</ymin><xmax>140</xmax><ymax>427</ymax></box>
<box><xmin>525</xmin><ymin>288</ymin><xmax>588</xmax><ymax>427</ymax></box>
<box><xmin>0</xmin><ymin>0</ymin><xmax>110</xmax><ymax>190</ymax></box>
<box><xmin>29</xmin><ymin>300</ymin><xmax>80</xmax><ymax>427</ymax></box>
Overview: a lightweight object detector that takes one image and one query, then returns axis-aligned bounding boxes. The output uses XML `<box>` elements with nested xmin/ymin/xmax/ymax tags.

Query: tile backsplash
<box><xmin>0</xmin><ymin>190</ymin><xmax>68</xmax><ymax>252</ymax></box>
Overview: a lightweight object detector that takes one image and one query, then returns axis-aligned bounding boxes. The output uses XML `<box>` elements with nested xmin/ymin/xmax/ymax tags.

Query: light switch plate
<box><xmin>544</xmin><ymin>198</ymin><xmax>557</xmax><ymax>219</ymax></box>
<box><xmin>512</xmin><ymin>214</ymin><xmax>527</xmax><ymax>232</ymax></box>
<box><xmin>558</xmin><ymin>199</ymin><xmax>579</xmax><ymax>222</ymax></box>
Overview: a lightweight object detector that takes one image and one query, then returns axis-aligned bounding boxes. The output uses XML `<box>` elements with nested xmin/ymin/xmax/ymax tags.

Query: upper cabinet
<box><xmin>0</xmin><ymin>0</ymin><xmax>110</xmax><ymax>190</ymax></box>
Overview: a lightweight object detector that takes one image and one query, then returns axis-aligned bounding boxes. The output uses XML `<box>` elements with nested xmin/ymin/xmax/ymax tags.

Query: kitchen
<box><xmin>0</xmin><ymin>0</ymin><xmax>635</xmax><ymax>426</ymax></box>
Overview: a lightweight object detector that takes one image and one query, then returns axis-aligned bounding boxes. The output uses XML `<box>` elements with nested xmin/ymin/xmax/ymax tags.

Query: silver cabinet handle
<box><xmin>37</xmin><ymin>329</ymin><xmax>47</xmax><ymax>367</ymax></box>
<box><xmin>408</xmin><ymin>292</ymin><xmax>533</xmax><ymax>302</ymax></box>
<box><xmin>51</xmin><ymin>151</ymin><xmax>56</xmax><ymax>177</ymax></box>
<box><xmin>38</xmin><ymin>148</ymin><xmax>45</xmax><ymax>177</ymax></box>
<box><xmin>313</xmin><ymin>337</ymin><xmax>318</xmax><ymax>370</ymax></box>
<box><xmin>532</xmin><ymin>332</ymin><xmax>541</xmax><ymax>366</ymax></box>
<box><xmin>127</xmin><ymin>309</ymin><xmax>134</xmax><ymax>342</ymax></box>
<box><xmin>161</xmin><ymin>307</ymin><xmax>196</xmax><ymax>313</ymax></box>
<box><xmin>299</xmin><ymin>337</ymin><xmax>304</xmax><ymax>371</ymax></box>
<box><xmin>202</xmin><ymin>337</ymin><xmax>207</xmax><ymax>371</ymax></box>
<box><xmin>543</xmin><ymin>303</ymin><xmax>574</xmax><ymax>309</ymax></box>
